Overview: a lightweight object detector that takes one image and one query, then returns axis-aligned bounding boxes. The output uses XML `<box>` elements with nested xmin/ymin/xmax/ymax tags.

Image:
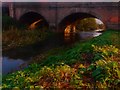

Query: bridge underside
<box><xmin>19</xmin><ymin>12</ymin><xmax>49</xmax><ymax>29</ymax></box>
<box><xmin>58</xmin><ymin>12</ymin><xmax>97</xmax><ymax>32</ymax></box>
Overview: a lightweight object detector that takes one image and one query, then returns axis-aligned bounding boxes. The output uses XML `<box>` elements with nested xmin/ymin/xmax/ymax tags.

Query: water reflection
<box><xmin>64</xmin><ymin>24</ymin><xmax>103</xmax><ymax>43</ymax></box>
<box><xmin>64</xmin><ymin>24</ymin><xmax>77</xmax><ymax>43</ymax></box>
<box><xmin>2</xmin><ymin>57</ymin><xmax>27</xmax><ymax>75</ymax></box>
<box><xmin>78</xmin><ymin>31</ymin><xmax>102</xmax><ymax>39</ymax></box>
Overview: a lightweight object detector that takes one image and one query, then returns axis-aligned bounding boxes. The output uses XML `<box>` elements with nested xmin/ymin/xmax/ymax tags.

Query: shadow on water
<box><xmin>3</xmin><ymin>33</ymin><xmax>76</xmax><ymax>60</ymax></box>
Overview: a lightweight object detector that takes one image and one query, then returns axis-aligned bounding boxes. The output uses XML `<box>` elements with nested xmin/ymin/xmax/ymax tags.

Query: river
<box><xmin>2</xmin><ymin>31</ymin><xmax>102</xmax><ymax>75</ymax></box>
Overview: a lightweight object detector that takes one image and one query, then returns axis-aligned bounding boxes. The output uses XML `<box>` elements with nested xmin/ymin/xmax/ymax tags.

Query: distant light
<box><xmin>95</xmin><ymin>19</ymin><xmax>103</xmax><ymax>24</ymax></box>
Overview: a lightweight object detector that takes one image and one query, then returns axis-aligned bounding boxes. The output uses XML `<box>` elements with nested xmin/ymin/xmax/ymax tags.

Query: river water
<box><xmin>2</xmin><ymin>31</ymin><xmax>102</xmax><ymax>75</ymax></box>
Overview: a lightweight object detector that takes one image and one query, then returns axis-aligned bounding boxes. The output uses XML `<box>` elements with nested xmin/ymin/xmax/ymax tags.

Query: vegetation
<box><xmin>76</xmin><ymin>18</ymin><xmax>104</xmax><ymax>31</ymax></box>
<box><xmin>2</xmin><ymin>30</ymin><xmax>120</xmax><ymax>89</ymax></box>
<box><xmin>2</xmin><ymin>15</ymin><xmax>50</xmax><ymax>51</ymax></box>
<box><xmin>2</xmin><ymin>29</ymin><xmax>49</xmax><ymax>51</ymax></box>
<box><xmin>2</xmin><ymin>15</ymin><xmax>25</xmax><ymax>30</ymax></box>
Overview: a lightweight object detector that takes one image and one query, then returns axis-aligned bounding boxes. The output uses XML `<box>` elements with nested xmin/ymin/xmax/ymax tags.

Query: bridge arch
<box><xmin>58</xmin><ymin>12</ymin><xmax>105</xmax><ymax>32</ymax></box>
<box><xmin>19</xmin><ymin>11</ymin><xmax>49</xmax><ymax>29</ymax></box>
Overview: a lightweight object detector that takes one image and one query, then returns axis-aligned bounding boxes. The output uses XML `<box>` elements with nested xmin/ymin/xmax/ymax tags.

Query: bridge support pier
<box><xmin>9</xmin><ymin>3</ymin><xmax>14</xmax><ymax>18</ymax></box>
<box><xmin>49</xmin><ymin>23</ymin><xmax>57</xmax><ymax>32</ymax></box>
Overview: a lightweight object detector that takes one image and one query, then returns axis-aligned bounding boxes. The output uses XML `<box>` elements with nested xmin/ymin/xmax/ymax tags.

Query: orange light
<box><xmin>28</xmin><ymin>19</ymin><xmax>42</xmax><ymax>30</ymax></box>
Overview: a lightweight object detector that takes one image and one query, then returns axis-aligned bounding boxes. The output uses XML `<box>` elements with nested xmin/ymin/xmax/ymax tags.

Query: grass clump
<box><xmin>2</xmin><ymin>29</ymin><xmax>49</xmax><ymax>51</ymax></box>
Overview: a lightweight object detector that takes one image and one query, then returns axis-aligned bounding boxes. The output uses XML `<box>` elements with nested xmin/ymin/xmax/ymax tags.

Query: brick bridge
<box><xmin>8</xmin><ymin>2</ymin><xmax>120</xmax><ymax>32</ymax></box>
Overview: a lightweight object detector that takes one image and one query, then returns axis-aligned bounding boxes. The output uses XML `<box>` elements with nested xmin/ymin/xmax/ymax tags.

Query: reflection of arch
<box><xmin>19</xmin><ymin>12</ymin><xmax>49</xmax><ymax>29</ymax></box>
<box><xmin>58</xmin><ymin>12</ymin><xmax>105</xmax><ymax>32</ymax></box>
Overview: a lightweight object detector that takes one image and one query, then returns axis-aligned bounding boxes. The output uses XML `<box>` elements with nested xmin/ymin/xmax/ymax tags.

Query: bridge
<box><xmin>7</xmin><ymin>2</ymin><xmax>120</xmax><ymax>32</ymax></box>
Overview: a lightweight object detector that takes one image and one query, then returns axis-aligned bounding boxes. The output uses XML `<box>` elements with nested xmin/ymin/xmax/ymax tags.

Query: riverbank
<box><xmin>2</xmin><ymin>29</ymin><xmax>120</xmax><ymax>89</ymax></box>
<box><xmin>2</xmin><ymin>28</ymin><xmax>50</xmax><ymax>51</ymax></box>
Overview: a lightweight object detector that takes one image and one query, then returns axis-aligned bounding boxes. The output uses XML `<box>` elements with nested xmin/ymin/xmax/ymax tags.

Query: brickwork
<box><xmin>8</xmin><ymin>2</ymin><xmax>120</xmax><ymax>31</ymax></box>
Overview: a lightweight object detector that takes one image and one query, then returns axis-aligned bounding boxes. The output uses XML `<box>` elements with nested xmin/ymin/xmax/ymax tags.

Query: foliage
<box><xmin>2</xmin><ymin>15</ymin><xmax>16</xmax><ymax>30</ymax></box>
<box><xmin>84</xmin><ymin>45</ymin><xmax>120</xmax><ymax>88</ymax></box>
<box><xmin>76</xmin><ymin>18</ymin><xmax>98</xmax><ymax>31</ymax></box>
<box><xmin>2</xmin><ymin>15</ymin><xmax>25</xmax><ymax>30</ymax></box>
<box><xmin>92</xmin><ymin>45</ymin><xmax>119</xmax><ymax>62</ymax></box>
<box><xmin>88</xmin><ymin>45</ymin><xmax>120</xmax><ymax>88</ymax></box>
<box><xmin>2</xmin><ymin>44</ymin><xmax>120</xmax><ymax>89</ymax></box>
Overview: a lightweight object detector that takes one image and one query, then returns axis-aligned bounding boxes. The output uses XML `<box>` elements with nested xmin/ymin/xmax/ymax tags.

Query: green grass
<box><xmin>2</xmin><ymin>29</ymin><xmax>120</xmax><ymax>89</ymax></box>
<box><xmin>39</xmin><ymin>29</ymin><xmax>120</xmax><ymax>66</ymax></box>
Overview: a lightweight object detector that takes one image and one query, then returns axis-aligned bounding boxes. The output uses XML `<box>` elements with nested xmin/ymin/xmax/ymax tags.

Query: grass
<box><xmin>2</xmin><ymin>15</ymin><xmax>50</xmax><ymax>51</ymax></box>
<box><xmin>37</xmin><ymin>29</ymin><xmax>120</xmax><ymax>66</ymax></box>
<box><xmin>2</xmin><ymin>28</ymin><xmax>49</xmax><ymax>51</ymax></box>
<box><xmin>2</xmin><ymin>29</ymin><xmax>120</xmax><ymax>89</ymax></box>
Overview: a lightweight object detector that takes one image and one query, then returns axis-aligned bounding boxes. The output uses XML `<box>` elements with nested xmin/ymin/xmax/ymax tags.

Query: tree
<box><xmin>76</xmin><ymin>18</ymin><xmax>98</xmax><ymax>31</ymax></box>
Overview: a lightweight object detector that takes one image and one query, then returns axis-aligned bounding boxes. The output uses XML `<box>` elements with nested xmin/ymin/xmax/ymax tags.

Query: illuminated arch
<box><xmin>19</xmin><ymin>11</ymin><xmax>49</xmax><ymax>29</ymax></box>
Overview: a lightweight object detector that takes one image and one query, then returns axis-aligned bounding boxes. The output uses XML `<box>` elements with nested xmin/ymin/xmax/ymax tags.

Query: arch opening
<box><xmin>75</xmin><ymin>18</ymin><xmax>105</xmax><ymax>32</ymax></box>
<box><xmin>58</xmin><ymin>13</ymin><xmax>97</xmax><ymax>31</ymax></box>
<box><xmin>58</xmin><ymin>12</ymin><xmax>105</xmax><ymax>43</ymax></box>
<box><xmin>19</xmin><ymin>12</ymin><xmax>49</xmax><ymax>30</ymax></box>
